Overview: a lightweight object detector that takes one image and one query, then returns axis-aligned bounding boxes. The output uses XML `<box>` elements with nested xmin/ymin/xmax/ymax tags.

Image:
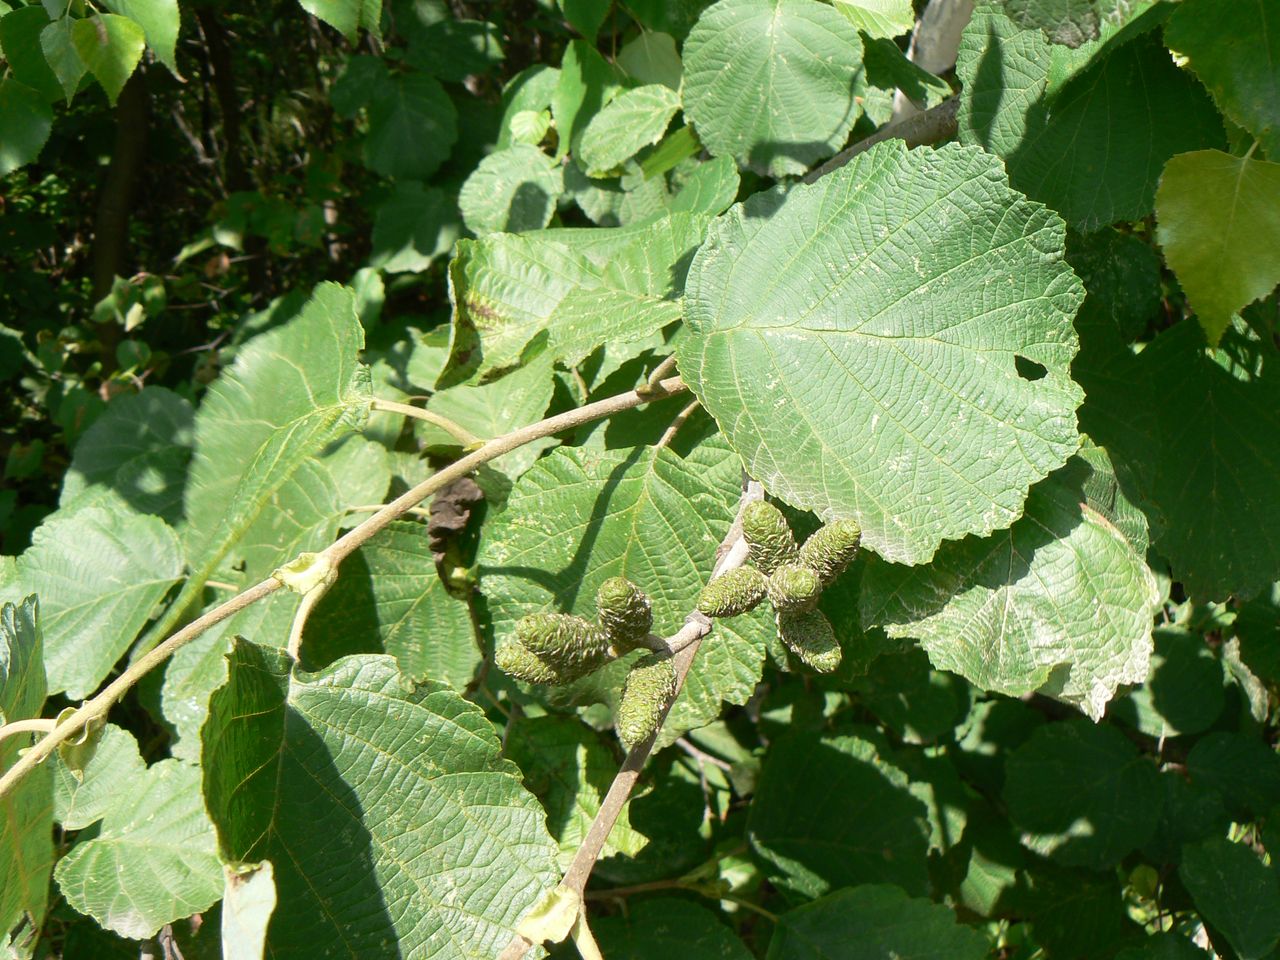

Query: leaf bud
<box><xmin>777</xmin><ymin>609</ymin><xmax>842</xmax><ymax>673</ymax></box>
<box><xmin>616</xmin><ymin>653</ymin><xmax>677</xmax><ymax>749</ymax></box>
<box><xmin>697</xmin><ymin>566</ymin><xmax>768</xmax><ymax>618</ymax></box>
<box><xmin>798</xmin><ymin>518</ymin><xmax>862</xmax><ymax>585</ymax></box>
<box><xmin>767</xmin><ymin>562</ymin><xmax>822</xmax><ymax>614</ymax></box>
<box><xmin>595</xmin><ymin>577</ymin><xmax>654</xmax><ymax>652</ymax></box>
<box><xmin>741</xmin><ymin>500</ymin><xmax>798</xmax><ymax>574</ymax></box>
<box><xmin>515</xmin><ymin>613</ymin><xmax>611</xmax><ymax>671</ymax></box>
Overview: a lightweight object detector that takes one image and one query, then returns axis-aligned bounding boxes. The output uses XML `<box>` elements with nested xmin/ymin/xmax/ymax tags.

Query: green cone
<box><xmin>495</xmin><ymin>641</ymin><xmax>589</xmax><ymax>685</ymax></box>
<box><xmin>777</xmin><ymin>609</ymin><xmax>842</xmax><ymax>673</ymax></box>
<box><xmin>741</xmin><ymin>500</ymin><xmax>798</xmax><ymax>574</ymax></box>
<box><xmin>596</xmin><ymin>577</ymin><xmax>654</xmax><ymax>652</ymax></box>
<box><xmin>697</xmin><ymin>566</ymin><xmax>768</xmax><ymax>618</ymax></box>
<box><xmin>616</xmin><ymin>653</ymin><xmax>677</xmax><ymax>749</ymax></box>
<box><xmin>515</xmin><ymin>612</ymin><xmax>611</xmax><ymax>671</ymax></box>
<box><xmin>767</xmin><ymin>562</ymin><xmax>822</xmax><ymax>614</ymax></box>
<box><xmin>798</xmin><ymin>518</ymin><xmax>862</xmax><ymax>585</ymax></box>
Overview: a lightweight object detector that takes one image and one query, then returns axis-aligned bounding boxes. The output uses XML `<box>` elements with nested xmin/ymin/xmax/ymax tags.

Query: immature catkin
<box><xmin>596</xmin><ymin>577</ymin><xmax>654</xmax><ymax>652</ymax></box>
<box><xmin>798</xmin><ymin>518</ymin><xmax>862</xmax><ymax>585</ymax></box>
<box><xmin>741</xmin><ymin>501</ymin><xmax>798</xmax><ymax>574</ymax></box>
<box><xmin>777</xmin><ymin>609</ymin><xmax>842</xmax><ymax>673</ymax></box>
<box><xmin>697</xmin><ymin>566</ymin><xmax>768</xmax><ymax>618</ymax></box>
<box><xmin>495</xmin><ymin>642</ymin><xmax>574</xmax><ymax>685</ymax></box>
<box><xmin>767</xmin><ymin>562</ymin><xmax>822</xmax><ymax>614</ymax></box>
<box><xmin>616</xmin><ymin>654</ymin><xmax>677</xmax><ymax>749</ymax></box>
<box><xmin>515</xmin><ymin>613</ymin><xmax>611</xmax><ymax>671</ymax></box>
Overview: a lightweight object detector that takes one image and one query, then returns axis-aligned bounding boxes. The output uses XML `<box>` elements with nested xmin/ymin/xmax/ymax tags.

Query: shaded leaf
<box><xmin>595</xmin><ymin>899</ymin><xmax>752</xmax><ymax>960</ymax></box>
<box><xmin>298</xmin><ymin>0</ymin><xmax>380</xmax><ymax>39</ymax></box>
<box><xmin>370</xmin><ymin>181</ymin><xmax>460</xmax><ymax>273</ymax></box>
<box><xmin>459</xmin><ymin>144</ymin><xmax>564</xmax><ymax>235</ymax></box>
<box><xmin>1180</xmin><ymin>837</ymin><xmax>1280</xmax><ymax>960</ymax></box>
<box><xmin>0</xmin><ymin>78</ymin><xmax>53</xmax><ymax>175</ymax></box>
<box><xmin>364</xmin><ymin>72</ymin><xmax>457</xmax><ymax>179</ymax></box>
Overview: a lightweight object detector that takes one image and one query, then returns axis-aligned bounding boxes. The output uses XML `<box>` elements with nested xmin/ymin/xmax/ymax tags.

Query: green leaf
<box><xmin>551</xmin><ymin>39</ymin><xmax>622</xmax><ymax>160</ymax></box>
<box><xmin>767</xmin><ymin>884</ymin><xmax>989</xmax><ymax>960</ymax></box>
<box><xmin>297</xmin><ymin>0</ymin><xmax>380</xmax><ymax>39</ymax></box>
<box><xmin>363</xmin><ymin>72</ymin><xmax>457</xmax><ymax>179</ymax></box>
<box><xmin>1001</xmin><ymin>0</ymin><xmax>1115</xmax><ymax>47</ymax></box>
<box><xmin>595</xmin><ymin>899</ymin><xmax>753</xmax><ymax>960</ymax></box>
<box><xmin>860</xmin><ymin>458</ymin><xmax>1158</xmax><ymax>719</ymax></box>
<box><xmin>39</xmin><ymin>17</ymin><xmax>86</xmax><ymax>101</ymax></box>
<box><xmin>669</xmin><ymin>155</ymin><xmax>739</xmax><ymax>216</ymax></box>
<box><xmin>51</xmin><ymin>723</ymin><xmax>146</xmax><ymax>830</ymax></box>
<box><xmin>458</xmin><ymin>144</ymin><xmax>564</xmax><ymax>235</ymax></box>
<box><xmin>54</xmin><ymin>759</ymin><xmax>222</xmax><ymax>940</ymax></box>
<box><xmin>163</xmin><ymin>435</ymin><xmax>390</xmax><ymax>759</ymax></box>
<box><xmin>1164</xmin><ymin>0</ymin><xmax>1280</xmax><ymax>160</ymax></box>
<box><xmin>683</xmin><ymin>0</ymin><xmax>865</xmax><ymax>178</ymax></box>
<box><xmin>1109</xmin><ymin>629</ymin><xmax>1224</xmax><ymax>738</ymax></box>
<box><xmin>183</xmin><ymin>282</ymin><xmax>371</xmax><ymax>582</ymax></box>
<box><xmin>102</xmin><ymin>0</ymin><xmax>179</xmax><ymax>72</ymax></box>
<box><xmin>0</xmin><ymin>6</ymin><xmax>62</xmax><ymax>101</ymax></box>
<box><xmin>747</xmin><ymin>733</ymin><xmax>931</xmax><ymax>897</ymax></box>
<box><xmin>222</xmin><ymin>862</ymin><xmax>276</xmax><ymax>960</ymax></box>
<box><xmin>331</xmin><ymin>54</ymin><xmax>386</xmax><ymax>117</ymax></box>
<box><xmin>505</xmin><ymin>715</ymin><xmax>648</xmax><ymax>869</ymax></box>
<box><xmin>679</xmin><ymin>140</ymin><xmax>1085</xmax><ymax>566</ymax></box>
<box><xmin>1155</xmin><ymin>150</ymin><xmax>1280</xmax><ymax>345</ymax></box>
<box><xmin>1002</xmin><ymin>719</ymin><xmax>1161</xmax><ymax>869</ymax></box>
<box><xmin>498</xmin><ymin>64</ymin><xmax>560</xmax><ymax>150</ymax></box>
<box><xmin>617</xmin><ymin>31</ymin><xmax>682</xmax><ymax>90</ymax></box>
<box><xmin>307</xmin><ymin>521</ymin><xmax>481</xmax><ymax>687</ymax></box>
<box><xmin>1115</xmin><ymin>934</ymin><xmax>1211</xmax><ymax>960</ymax></box>
<box><xmin>0</xmin><ymin>495</ymin><xmax>182</xmax><ymax>699</ymax></box>
<box><xmin>832</xmin><ymin>0</ymin><xmax>914</xmax><ymax>38</ymax></box>
<box><xmin>0</xmin><ymin>597</ymin><xmax>53</xmax><ymax>950</ymax></box>
<box><xmin>957</xmin><ymin>6</ymin><xmax>1224</xmax><ymax>229</ymax></box>
<box><xmin>578</xmin><ymin>83</ymin><xmax>682</xmax><ymax>177</ymax></box>
<box><xmin>59</xmin><ymin>387</ymin><xmax>194</xmax><ymax>522</ymax></box>
<box><xmin>1187</xmin><ymin>732</ymin><xmax>1280</xmax><ymax>822</ymax></box>
<box><xmin>405</xmin><ymin>19</ymin><xmax>503</xmax><ymax>82</ymax></box>
<box><xmin>564</xmin><ymin>159</ymin><xmax>670</xmax><ymax>226</ymax></box>
<box><xmin>479</xmin><ymin>440</ymin><xmax>775</xmax><ymax>740</ymax></box>
<box><xmin>0</xmin><ymin>78</ymin><xmax>53</xmax><ymax>175</ymax></box>
<box><xmin>202</xmin><ymin>640</ymin><xmax>559</xmax><ymax>956</ymax></box>
<box><xmin>1180</xmin><ymin>837</ymin><xmax>1280</xmax><ymax>960</ymax></box>
<box><xmin>71</xmin><ymin>14</ymin><xmax>145</xmax><ymax>105</ymax></box>
<box><xmin>369</xmin><ymin>181</ymin><xmax>460</xmax><ymax>274</ymax></box>
<box><xmin>862</xmin><ymin>34</ymin><xmax>951</xmax><ymax>108</ymax></box>
<box><xmin>558</xmin><ymin>0</ymin><xmax>609</xmax><ymax>40</ymax></box>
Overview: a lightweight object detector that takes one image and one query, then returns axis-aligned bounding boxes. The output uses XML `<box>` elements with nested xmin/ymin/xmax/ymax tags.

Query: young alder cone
<box><xmin>595</xmin><ymin>577</ymin><xmax>654</xmax><ymax>652</ymax></box>
<box><xmin>767</xmin><ymin>562</ymin><xmax>822</xmax><ymax>614</ymax></box>
<box><xmin>516</xmin><ymin>612</ymin><xmax>611</xmax><ymax>670</ymax></box>
<box><xmin>741</xmin><ymin>501</ymin><xmax>798</xmax><ymax>575</ymax></box>
<box><xmin>697</xmin><ymin>566</ymin><xmax>768</xmax><ymax>618</ymax></box>
<box><xmin>777</xmin><ymin>609</ymin><xmax>842</xmax><ymax>673</ymax></box>
<box><xmin>616</xmin><ymin>653</ymin><xmax>677</xmax><ymax>749</ymax></box>
<box><xmin>798</xmin><ymin>518</ymin><xmax>862</xmax><ymax>585</ymax></box>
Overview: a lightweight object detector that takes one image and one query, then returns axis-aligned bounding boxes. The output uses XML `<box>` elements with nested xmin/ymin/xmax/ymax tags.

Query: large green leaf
<box><xmin>54</xmin><ymin>759</ymin><xmax>222</xmax><ymax>940</ymax></box>
<box><xmin>363</xmin><ymin>72</ymin><xmax>457</xmax><ymax>180</ymax></box>
<box><xmin>71</xmin><ymin>14</ymin><xmax>145</xmax><ymax>105</ymax></box>
<box><xmin>595</xmin><ymin>899</ymin><xmax>753</xmax><ymax>960</ymax></box>
<box><xmin>578</xmin><ymin>83</ymin><xmax>682</xmax><ymax>177</ymax></box>
<box><xmin>202</xmin><ymin>640</ymin><xmax>559</xmax><ymax>958</ymax></box>
<box><xmin>458</xmin><ymin>144</ymin><xmax>563</xmax><ymax>236</ymax></box>
<box><xmin>307</xmin><ymin>520</ymin><xmax>481</xmax><ymax>688</ymax></box>
<box><xmin>183</xmin><ymin>282</ymin><xmax>371</xmax><ymax>581</ymax></box>
<box><xmin>767</xmin><ymin>885</ymin><xmax>989</xmax><ymax>960</ymax></box>
<box><xmin>369</xmin><ymin>181</ymin><xmax>460</xmax><ymax>274</ymax></box>
<box><xmin>479</xmin><ymin>440</ymin><xmax>775</xmax><ymax>740</ymax></box>
<box><xmin>833</xmin><ymin>0</ymin><xmax>914</xmax><ymax>38</ymax></box>
<box><xmin>1164</xmin><ymin>0</ymin><xmax>1280</xmax><ymax>160</ymax></box>
<box><xmin>957</xmin><ymin>5</ymin><xmax>1224</xmax><ymax>229</ymax></box>
<box><xmin>550</xmin><ymin>39</ymin><xmax>621</xmax><ymax>160</ymax></box>
<box><xmin>447</xmin><ymin>213</ymin><xmax>703</xmax><ymax>378</ymax></box>
<box><xmin>1003</xmin><ymin>719</ymin><xmax>1161</xmax><ymax>869</ymax></box>
<box><xmin>297</xmin><ymin>0</ymin><xmax>380</xmax><ymax>39</ymax></box>
<box><xmin>0</xmin><ymin>6</ymin><xmax>62</xmax><ymax>101</ymax></box>
<box><xmin>682</xmin><ymin>0</ymin><xmax>865</xmax><ymax>178</ymax></box>
<box><xmin>0</xmin><ymin>78</ymin><xmax>53</xmax><ymax>175</ymax></box>
<box><xmin>103</xmin><ymin>0</ymin><xmax>179</xmax><ymax>72</ymax></box>
<box><xmin>0</xmin><ymin>494</ymin><xmax>182</xmax><ymax>698</ymax></box>
<box><xmin>860</xmin><ymin>457</ymin><xmax>1158</xmax><ymax>719</ymax></box>
<box><xmin>38</xmin><ymin>17</ymin><xmax>86</xmax><ymax>102</ymax></box>
<box><xmin>164</xmin><ymin>436</ymin><xmax>390</xmax><ymax>759</ymax></box>
<box><xmin>679</xmin><ymin>139</ymin><xmax>1084</xmax><ymax>566</ymax></box>
<box><xmin>51</xmin><ymin>723</ymin><xmax>146</xmax><ymax>831</ymax></box>
<box><xmin>1180</xmin><ymin>837</ymin><xmax>1280</xmax><ymax>960</ymax></box>
<box><xmin>1156</xmin><ymin>150</ymin><xmax>1280</xmax><ymax>346</ymax></box>
<box><xmin>747</xmin><ymin>733</ymin><xmax>931</xmax><ymax>897</ymax></box>
<box><xmin>59</xmin><ymin>386</ymin><xmax>194</xmax><ymax>522</ymax></box>
<box><xmin>505</xmin><ymin>715</ymin><xmax>648</xmax><ymax>870</ymax></box>
<box><xmin>0</xmin><ymin>597</ymin><xmax>53</xmax><ymax>950</ymax></box>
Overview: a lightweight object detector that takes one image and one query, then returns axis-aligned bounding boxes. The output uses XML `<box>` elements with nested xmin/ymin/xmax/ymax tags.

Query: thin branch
<box><xmin>803</xmin><ymin>98</ymin><xmax>960</xmax><ymax>185</ymax></box>
<box><xmin>675</xmin><ymin>737</ymin><xmax>733</xmax><ymax>773</ymax></box>
<box><xmin>369</xmin><ymin>398</ymin><xmax>483</xmax><ymax>446</ymax></box>
<box><xmin>654</xmin><ymin>398</ymin><xmax>701</xmax><ymax>452</ymax></box>
<box><xmin>0</xmin><ymin>719</ymin><xmax>57</xmax><ymax>745</ymax></box>
<box><xmin>641</xmin><ymin>354</ymin><xmax>679</xmax><ymax>394</ymax></box>
<box><xmin>0</xmin><ymin>377</ymin><xmax>687</xmax><ymax>803</ymax></box>
<box><xmin>499</xmin><ymin>479</ymin><xmax>764</xmax><ymax>960</ymax></box>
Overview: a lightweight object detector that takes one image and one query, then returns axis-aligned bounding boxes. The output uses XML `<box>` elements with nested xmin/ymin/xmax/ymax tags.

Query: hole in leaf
<box><xmin>1015</xmin><ymin>355</ymin><xmax>1047</xmax><ymax>381</ymax></box>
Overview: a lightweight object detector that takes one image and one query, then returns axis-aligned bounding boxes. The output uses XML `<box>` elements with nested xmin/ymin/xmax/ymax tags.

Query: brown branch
<box><xmin>802</xmin><ymin>98</ymin><xmax>960</xmax><ymax>185</ymax></box>
<box><xmin>499</xmin><ymin>479</ymin><xmax>764</xmax><ymax>960</ymax></box>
